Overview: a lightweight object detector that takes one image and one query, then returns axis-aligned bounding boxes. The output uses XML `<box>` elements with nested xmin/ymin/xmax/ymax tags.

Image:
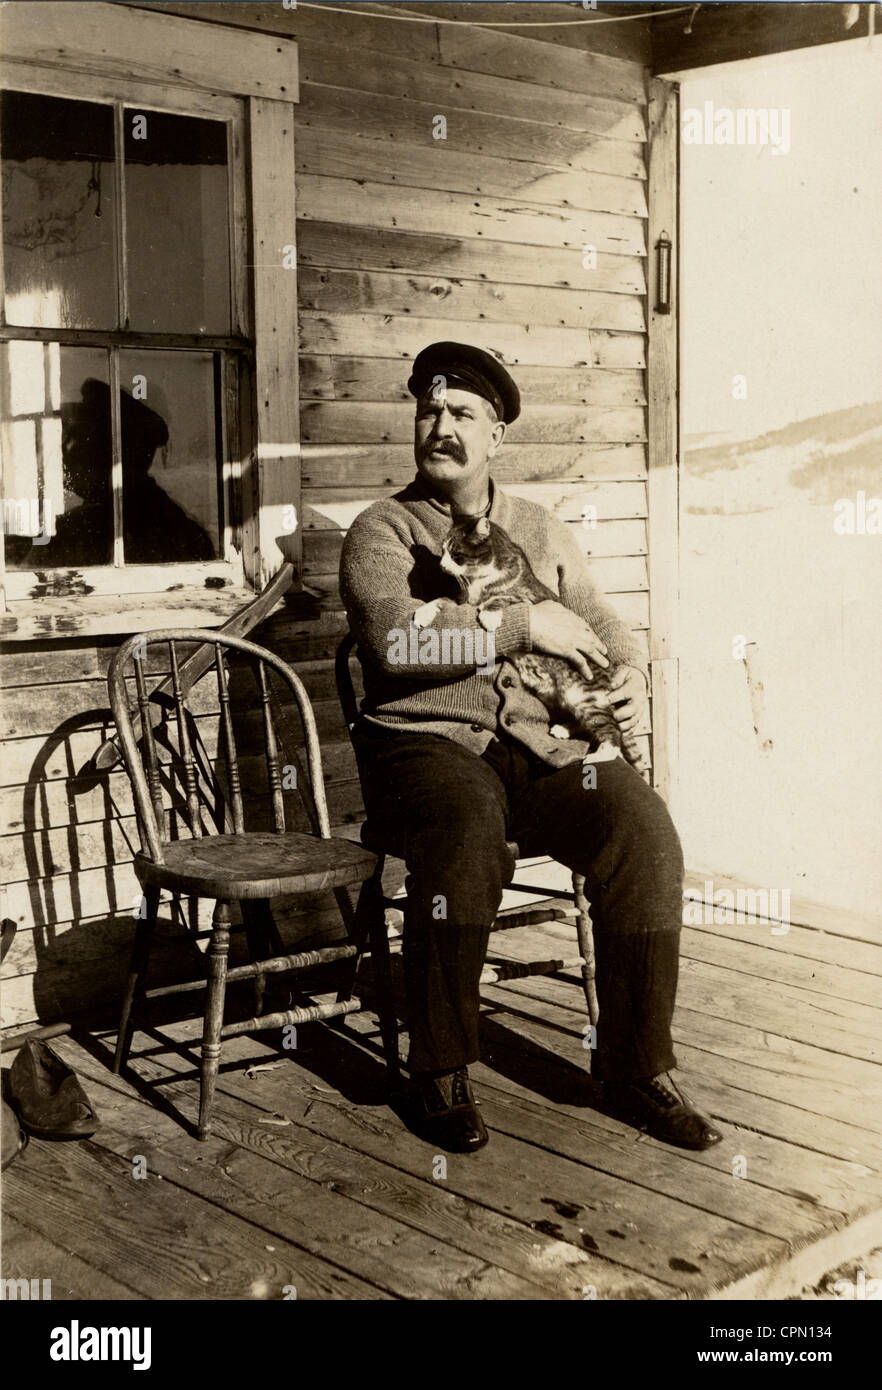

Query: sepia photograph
<box><xmin>0</xmin><ymin>0</ymin><xmax>880</xmax><ymax>1344</ymax></box>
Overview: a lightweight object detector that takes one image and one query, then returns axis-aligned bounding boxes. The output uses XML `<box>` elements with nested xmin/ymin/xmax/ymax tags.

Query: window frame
<box><xmin>0</xmin><ymin>2</ymin><xmax>300</xmax><ymax>640</ymax></box>
<box><xmin>1</xmin><ymin>71</ymin><xmax>248</xmax><ymax>591</ymax></box>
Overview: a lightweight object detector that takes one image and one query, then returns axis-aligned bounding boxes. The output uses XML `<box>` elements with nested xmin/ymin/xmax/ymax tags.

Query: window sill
<box><xmin>0</xmin><ymin>584</ymin><xmax>264</xmax><ymax>643</ymax></box>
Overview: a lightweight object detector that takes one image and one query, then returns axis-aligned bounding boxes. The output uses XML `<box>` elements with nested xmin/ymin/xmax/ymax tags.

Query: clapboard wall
<box><xmin>289</xmin><ymin>0</ymin><xmax>655</xmax><ymax>763</ymax></box>
<box><xmin>1</xmin><ymin>2</ymin><xmax>671</xmax><ymax>1032</ymax></box>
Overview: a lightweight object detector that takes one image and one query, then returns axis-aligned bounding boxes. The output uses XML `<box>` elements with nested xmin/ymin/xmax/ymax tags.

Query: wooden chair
<box><xmin>108</xmin><ymin>627</ymin><xmax>396</xmax><ymax>1139</ymax></box>
<box><xmin>335</xmin><ymin>634</ymin><xmax>600</xmax><ymax>1074</ymax></box>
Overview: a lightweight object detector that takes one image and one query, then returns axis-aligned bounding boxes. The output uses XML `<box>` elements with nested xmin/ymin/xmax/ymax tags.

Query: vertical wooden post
<box><xmin>199</xmin><ymin>898</ymin><xmax>232</xmax><ymax>1141</ymax></box>
<box><xmin>646</xmin><ymin>78</ymin><xmax>680</xmax><ymax>808</ymax></box>
<box><xmin>246</xmin><ymin>96</ymin><xmax>301</xmax><ymax>592</ymax></box>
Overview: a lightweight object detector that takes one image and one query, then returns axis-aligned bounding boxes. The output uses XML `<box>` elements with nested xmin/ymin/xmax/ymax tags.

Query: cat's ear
<box><xmin>474</xmin><ymin>516</ymin><xmax>491</xmax><ymax>538</ymax></box>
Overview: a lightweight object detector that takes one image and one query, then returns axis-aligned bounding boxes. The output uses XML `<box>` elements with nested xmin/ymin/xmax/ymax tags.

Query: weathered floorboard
<box><xmin>0</xmin><ymin>1213</ymin><xmax>142</xmax><ymax>1300</ymax></box>
<box><xmin>67</xmin><ymin>1044</ymin><xmax>624</xmax><ymax>1300</ymax></box>
<box><xmin>489</xmin><ymin>972</ymin><xmax>882</xmax><ymax>1143</ymax></box>
<box><xmin>0</xmin><ymin>1119</ymin><xmax>386</xmax><ymax>1300</ymax></box>
<box><xmin>68</xmin><ymin>1029</ymin><xmax>775</xmax><ymax>1297</ymax></box>
<box><xmin>5</xmin><ymin>892</ymin><xmax>882</xmax><ymax>1302</ymax></box>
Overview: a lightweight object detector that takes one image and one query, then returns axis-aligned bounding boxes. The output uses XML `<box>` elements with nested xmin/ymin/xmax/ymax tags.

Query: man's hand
<box><xmin>608</xmin><ymin>665</ymin><xmax>649</xmax><ymax>734</ymax></box>
<box><xmin>530</xmin><ymin>599</ymin><xmax>609</xmax><ymax>679</ymax></box>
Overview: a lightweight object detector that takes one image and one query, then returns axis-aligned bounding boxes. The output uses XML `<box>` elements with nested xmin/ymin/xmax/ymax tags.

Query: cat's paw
<box><xmin>477</xmin><ymin>606</ymin><xmax>503</xmax><ymax>632</ymax></box>
<box><xmin>411</xmin><ymin>599</ymin><xmax>442</xmax><ymax>629</ymax></box>
<box><xmin>582</xmin><ymin>741</ymin><xmax>620</xmax><ymax>764</ymax></box>
<box><xmin>549</xmin><ymin>723</ymin><xmax>571</xmax><ymax>740</ymax></box>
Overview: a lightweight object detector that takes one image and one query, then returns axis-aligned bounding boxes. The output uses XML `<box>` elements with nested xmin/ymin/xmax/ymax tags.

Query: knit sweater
<box><xmin>339</xmin><ymin>474</ymin><xmax>649</xmax><ymax>769</ymax></box>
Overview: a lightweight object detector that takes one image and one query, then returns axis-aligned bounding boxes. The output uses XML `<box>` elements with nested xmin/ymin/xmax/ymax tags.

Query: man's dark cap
<box><xmin>408</xmin><ymin>341</ymin><xmax>520</xmax><ymax>424</ymax></box>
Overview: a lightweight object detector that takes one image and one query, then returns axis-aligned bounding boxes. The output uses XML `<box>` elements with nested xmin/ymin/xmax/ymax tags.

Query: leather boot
<box><xmin>602</xmin><ymin>1073</ymin><xmax>722</xmax><ymax>1150</ymax></box>
<box><xmin>414</xmin><ymin>1066</ymin><xmax>488</xmax><ymax>1153</ymax></box>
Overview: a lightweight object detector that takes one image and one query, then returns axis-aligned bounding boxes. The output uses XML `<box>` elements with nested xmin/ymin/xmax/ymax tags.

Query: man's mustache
<box><xmin>419</xmin><ymin>440</ymin><xmax>465</xmax><ymax>461</ymax></box>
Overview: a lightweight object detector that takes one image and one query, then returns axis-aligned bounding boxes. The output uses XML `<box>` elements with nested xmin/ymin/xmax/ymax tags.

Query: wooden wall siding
<box><xmin>2</xmin><ymin>5</ymin><xmax>664</xmax><ymax>1031</ymax></box>
<box><xmin>386</xmin><ymin>4</ymin><xmax>654</xmax><ymax>65</ymax></box>
<box><xmin>290</xmin><ymin>6</ymin><xmax>653</xmax><ymax>768</ymax></box>
<box><xmin>131</xmin><ymin>3</ymin><xmax>653</xmax><ymax>66</ymax></box>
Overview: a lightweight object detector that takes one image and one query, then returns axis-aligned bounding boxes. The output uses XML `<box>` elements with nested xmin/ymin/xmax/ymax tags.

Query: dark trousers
<box><xmin>352</xmin><ymin>722</ymin><xmax>683</xmax><ymax>1082</ymax></box>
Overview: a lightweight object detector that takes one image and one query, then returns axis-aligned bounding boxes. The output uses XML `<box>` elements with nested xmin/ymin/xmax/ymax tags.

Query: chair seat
<box><xmin>135</xmin><ymin>832</ymin><xmax>377</xmax><ymax>899</ymax></box>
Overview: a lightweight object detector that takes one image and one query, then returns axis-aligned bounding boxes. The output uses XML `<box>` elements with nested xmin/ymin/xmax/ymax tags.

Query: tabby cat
<box><xmin>436</xmin><ymin>515</ymin><xmax>648</xmax><ymax>774</ymax></box>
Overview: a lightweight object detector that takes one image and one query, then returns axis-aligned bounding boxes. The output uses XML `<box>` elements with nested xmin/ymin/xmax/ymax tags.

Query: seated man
<box><xmin>340</xmin><ymin>341</ymin><xmax>721</xmax><ymax>1156</ymax></box>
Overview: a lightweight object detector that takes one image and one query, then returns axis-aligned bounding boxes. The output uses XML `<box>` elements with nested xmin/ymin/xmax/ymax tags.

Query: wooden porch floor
<box><xmin>3</xmin><ymin>908</ymin><xmax>882</xmax><ymax>1301</ymax></box>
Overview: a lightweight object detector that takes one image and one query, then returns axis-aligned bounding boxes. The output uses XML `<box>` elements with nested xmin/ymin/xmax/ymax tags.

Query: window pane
<box><xmin>2</xmin><ymin>344</ymin><xmax>112</xmax><ymax>567</ymax></box>
<box><xmin>1</xmin><ymin>92</ymin><xmax>117</xmax><ymax>329</ymax></box>
<box><xmin>124</xmin><ymin>111</ymin><xmax>230</xmax><ymax>335</ymax></box>
<box><xmin>118</xmin><ymin>350</ymin><xmax>220</xmax><ymax>563</ymax></box>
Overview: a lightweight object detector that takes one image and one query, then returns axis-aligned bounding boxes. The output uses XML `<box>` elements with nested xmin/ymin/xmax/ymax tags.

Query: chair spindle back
<box><xmin>215</xmin><ymin>645</ymin><xmax>245</xmax><ymax>835</ymax></box>
<box><xmin>335</xmin><ymin>632</ymin><xmax>361</xmax><ymax>734</ymax></box>
<box><xmin>108</xmin><ymin>628</ymin><xmax>332</xmax><ymax>863</ymax></box>
<box><xmin>132</xmin><ymin>647</ymin><xmax>167</xmax><ymax>840</ymax></box>
<box><xmin>168</xmin><ymin>639</ymin><xmax>203</xmax><ymax>838</ymax></box>
<box><xmin>256</xmin><ymin>660</ymin><xmax>286</xmax><ymax>833</ymax></box>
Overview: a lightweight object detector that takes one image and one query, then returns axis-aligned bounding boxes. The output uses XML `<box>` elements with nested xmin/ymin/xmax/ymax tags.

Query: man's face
<box><xmin>414</xmin><ymin>386</ymin><xmax>505</xmax><ymax>491</ymax></box>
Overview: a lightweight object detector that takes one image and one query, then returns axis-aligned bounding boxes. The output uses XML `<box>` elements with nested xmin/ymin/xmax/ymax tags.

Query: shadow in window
<box><xmin>7</xmin><ymin>379</ymin><xmax>214</xmax><ymax>569</ymax></box>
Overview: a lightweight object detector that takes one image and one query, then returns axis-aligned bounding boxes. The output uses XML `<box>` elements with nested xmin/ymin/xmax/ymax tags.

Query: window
<box><xmin>0</xmin><ymin>1</ymin><xmax>300</xmax><ymax>638</ymax></box>
<box><xmin>1</xmin><ymin>83</ymin><xmax>248</xmax><ymax>591</ymax></box>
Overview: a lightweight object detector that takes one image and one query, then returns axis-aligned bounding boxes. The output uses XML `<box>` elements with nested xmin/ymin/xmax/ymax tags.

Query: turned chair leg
<box><xmin>330</xmin><ymin>881</ymin><xmax>361</xmax><ymax>1014</ymax></box>
<box><xmin>334</xmin><ymin>866</ymin><xmax>372</xmax><ymax>1009</ymax></box>
<box><xmin>113</xmin><ymin>883</ymin><xmax>160</xmax><ymax>1074</ymax></box>
<box><xmin>573</xmin><ymin>872</ymin><xmax>600</xmax><ymax>1030</ymax></box>
<box><xmin>199</xmin><ymin>899</ymin><xmax>232</xmax><ymax>1141</ymax></box>
<box><xmin>360</xmin><ymin>866</ymin><xmax>401</xmax><ymax>1086</ymax></box>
